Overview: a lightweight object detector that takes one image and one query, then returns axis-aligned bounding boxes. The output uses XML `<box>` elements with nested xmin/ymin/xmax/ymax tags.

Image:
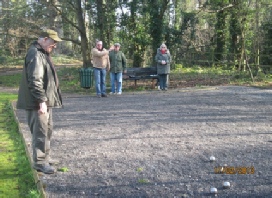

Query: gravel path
<box><xmin>14</xmin><ymin>86</ymin><xmax>272</xmax><ymax>198</ymax></box>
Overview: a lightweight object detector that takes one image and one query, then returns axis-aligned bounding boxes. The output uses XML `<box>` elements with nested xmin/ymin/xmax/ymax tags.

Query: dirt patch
<box><xmin>15</xmin><ymin>86</ymin><xmax>272</xmax><ymax>198</ymax></box>
<box><xmin>0</xmin><ymin>66</ymin><xmax>23</xmax><ymax>76</ymax></box>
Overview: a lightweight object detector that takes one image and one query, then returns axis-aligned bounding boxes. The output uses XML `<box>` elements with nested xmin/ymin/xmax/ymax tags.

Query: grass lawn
<box><xmin>0</xmin><ymin>93</ymin><xmax>40</xmax><ymax>198</ymax></box>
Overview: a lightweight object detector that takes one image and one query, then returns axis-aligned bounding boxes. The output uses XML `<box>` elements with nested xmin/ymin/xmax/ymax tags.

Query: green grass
<box><xmin>0</xmin><ymin>73</ymin><xmax>22</xmax><ymax>87</ymax></box>
<box><xmin>52</xmin><ymin>55</ymin><xmax>83</xmax><ymax>65</ymax></box>
<box><xmin>170</xmin><ymin>65</ymin><xmax>272</xmax><ymax>88</ymax></box>
<box><xmin>0</xmin><ymin>93</ymin><xmax>40</xmax><ymax>198</ymax></box>
<box><xmin>0</xmin><ymin>65</ymin><xmax>271</xmax><ymax>95</ymax></box>
<box><xmin>57</xmin><ymin>167</ymin><xmax>69</xmax><ymax>172</ymax></box>
<box><xmin>0</xmin><ymin>54</ymin><xmax>82</xmax><ymax>66</ymax></box>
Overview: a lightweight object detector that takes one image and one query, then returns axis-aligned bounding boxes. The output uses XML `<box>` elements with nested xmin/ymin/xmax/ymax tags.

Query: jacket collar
<box><xmin>33</xmin><ymin>41</ymin><xmax>49</xmax><ymax>55</ymax></box>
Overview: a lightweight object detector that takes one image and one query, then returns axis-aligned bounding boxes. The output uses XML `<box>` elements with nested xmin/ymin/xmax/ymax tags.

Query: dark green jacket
<box><xmin>109</xmin><ymin>50</ymin><xmax>127</xmax><ymax>73</ymax></box>
<box><xmin>17</xmin><ymin>41</ymin><xmax>62</xmax><ymax>110</ymax></box>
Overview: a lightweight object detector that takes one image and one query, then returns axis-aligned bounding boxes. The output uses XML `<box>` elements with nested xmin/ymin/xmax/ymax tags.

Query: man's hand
<box><xmin>38</xmin><ymin>102</ymin><xmax>47</xmax><ymax>114</ymax></box>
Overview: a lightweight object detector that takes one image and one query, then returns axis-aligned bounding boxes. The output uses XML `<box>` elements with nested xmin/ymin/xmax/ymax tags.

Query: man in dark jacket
<box><xmin>109</xmin><ymin>43</ymin><xmax>127</xmax><ymax>95</ymax></box>
<box><xmin>17</xmin><ymin>29</ymin><xmax>62</xmax><ymax>174</ymax></box>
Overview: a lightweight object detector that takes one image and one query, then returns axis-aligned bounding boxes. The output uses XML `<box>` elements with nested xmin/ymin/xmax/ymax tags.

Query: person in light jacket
<box><xmin>17</xmin><ymin>29</ymin><xmax>63</xmax><ymax>174</ymax></box>
<box><xmin>155</xmin><ymin>43</ymin><xmax>171</xmax><ymax>90</ymax></box>
<box><xmin>91</xmin><ymin>41</ymin><xmax>111</xmax><ymax>97</ymax></box>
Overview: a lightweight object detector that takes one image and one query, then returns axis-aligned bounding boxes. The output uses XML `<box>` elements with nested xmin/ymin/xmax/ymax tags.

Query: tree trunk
<box><xmin>215</xmin><ymin>10</ymin><xmax>227</xmax><ymax>63</ymax></box>
<box><xmin>149</xmin><ymin>0</ymin><xmax>170</xmax><ymax>66</ymax></box>
<box><xmin>76</xmin><ymin>0</ymin><xmax>91</xmax><ymax>68</ymax></box>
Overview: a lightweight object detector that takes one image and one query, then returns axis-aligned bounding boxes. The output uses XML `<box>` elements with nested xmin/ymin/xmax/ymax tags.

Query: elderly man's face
<box><xmin>40</xmin><ymin>37</ymin><xmax>57</xmax><ymax>53</ymax></box>
<box><xmin>96</xmin><ymin>43</ymin><xmax>103</xmax><ymax>50</ymax></box>
<box><xmin>114</xmin><ymin>45</ymin><xmax>120</xmax><ymax>51</ymax></box>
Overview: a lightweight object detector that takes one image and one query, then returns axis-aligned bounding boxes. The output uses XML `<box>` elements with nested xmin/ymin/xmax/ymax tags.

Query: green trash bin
<box><xmin>79</xmin><ymin>67</ymin><xmax>93</xmax><ymax>88</ymax></box>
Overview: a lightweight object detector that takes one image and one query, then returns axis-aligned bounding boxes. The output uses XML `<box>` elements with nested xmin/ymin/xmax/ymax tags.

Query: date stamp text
<box><xmin>214</xmin><ymin>166</ymin><xmax>255</xmax><ymax>174</ymax></box>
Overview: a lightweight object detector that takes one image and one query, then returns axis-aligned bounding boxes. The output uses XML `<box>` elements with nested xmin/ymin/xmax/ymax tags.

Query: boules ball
<box><xmin>223</xmin><ymin>181</ymin><xmax>230</xmax><ymax>189</ymax></box>
<box><xmin>210</xmin><ymin>187</ymin><xmax>218</xmax><ymax>194</ymax></box>
<box><xmin>210</xmin><ymin>156</ymin><xmax>216</xmax><ymax>162</ymax></box>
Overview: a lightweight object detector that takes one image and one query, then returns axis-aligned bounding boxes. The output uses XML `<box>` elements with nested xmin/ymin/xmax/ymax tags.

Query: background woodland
<box><xmin>1</xmin><ymin>0</ymin><xmax>272</xmax><ymax>75</ymax></box>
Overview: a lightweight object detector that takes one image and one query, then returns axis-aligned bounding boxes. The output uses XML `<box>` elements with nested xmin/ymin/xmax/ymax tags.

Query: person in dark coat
<box><xmin>109</xmin><ymin>43</ymin><xmax>127</xmax><ymax>95</ymax></box>
<box><xmin>155</xmin><ymin>43</ymin><xmax>171</xmax><ymax>90</ymax></box>
<box><xmin>17</xmin><ymin>29</ymin><xmax>62</xmax><ymax>174</ymax></box>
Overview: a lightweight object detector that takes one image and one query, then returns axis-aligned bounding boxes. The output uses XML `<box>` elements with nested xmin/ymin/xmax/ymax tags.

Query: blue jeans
<box><xmin>159</xmin><ymin>74</ymin><xmax>168</xmax><ymax>90</ymax></box>
<box><xmin>94</xmin><ymin>68</ymin><xmax>107</xmax><ymax>95</ymax></box>
<box><xmin>110</xmin><ymin>72</ymin><xmax>123</xmax><ymax>93</ymax></box>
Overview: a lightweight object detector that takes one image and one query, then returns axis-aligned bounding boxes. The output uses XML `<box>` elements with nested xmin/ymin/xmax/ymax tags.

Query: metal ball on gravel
<box><xmin>223</xmin><ymin>181</ymin><xmax>230</xmax><ymax>189</ymax></box>
<box><xmin>209</xmin><ymin>156</ymin><xmax>216</xmax><ymax>162</ymax></box>
<box><xmin>210</xmin><ymin>187</ymin><xmax>218</xmax><ymax>194</ymax></box>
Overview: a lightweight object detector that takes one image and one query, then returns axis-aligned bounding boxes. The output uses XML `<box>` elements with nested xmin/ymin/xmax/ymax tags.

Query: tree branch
<box><xmin>47</xmin><ymin>1</ymin><xmax>83</xmax><ymax>34</ymax></box>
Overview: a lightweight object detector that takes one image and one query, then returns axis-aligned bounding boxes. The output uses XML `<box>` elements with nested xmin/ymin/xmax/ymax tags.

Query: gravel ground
<box><xmin>14</xmin><ymin>86</ymin><xmax>272</xmax><ymax>198</ymax></box>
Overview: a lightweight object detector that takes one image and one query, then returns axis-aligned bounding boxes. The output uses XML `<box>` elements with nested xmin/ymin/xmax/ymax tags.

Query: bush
<box><xmin>0</xmin><ymin>56</ymin><xmax>7</xmax><ymax>64</ymax></box>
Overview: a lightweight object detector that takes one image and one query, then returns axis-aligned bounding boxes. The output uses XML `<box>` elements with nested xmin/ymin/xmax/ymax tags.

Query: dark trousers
<box><xmin>26</xmin><ymin>108</ymin><xmax>53</xmax><ymax>165</ymax></box>
<box><xmin>158</xmin><ymin>74</ymin><xmax>168</xmax><ymax>90</ymax></box>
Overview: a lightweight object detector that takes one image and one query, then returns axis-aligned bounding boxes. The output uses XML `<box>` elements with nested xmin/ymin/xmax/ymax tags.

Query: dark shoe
<box><xmin>101</xmin><ymin>94</ymin><xmax>107</xmax><ymax>97</ymax></box>
<box><xmin>49</xmin><ymin>158</ymin><xmax>59</xmax><ymax>165</ymax></box>
<box><xmin>33</xmin><ymin>163</ymin><xmax>55</xmax><ymax>174</ymax></box>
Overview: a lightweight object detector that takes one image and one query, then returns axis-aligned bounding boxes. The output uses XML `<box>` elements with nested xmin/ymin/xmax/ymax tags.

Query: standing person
<box><xmin>16</xmin><ymin>29</ymin><xmax>63</xmax><ymax>174</ymax></box>
<box><xmin>91</xmin><ymin>41</ymin><xmax>111</xmax><ymax>97</ymax></box>
<box><xmin>109</xmin><ymin>43</ymin><xmax>127</xmax><ymax>95</ymax></box>
<box><xmin>155</xmin><ymin>43</ymin><xmax>171</xmax><ymax>91</ymax></box>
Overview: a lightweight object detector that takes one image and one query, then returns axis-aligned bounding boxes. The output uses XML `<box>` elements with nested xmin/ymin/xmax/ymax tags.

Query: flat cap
<box><xmin>40</xmin><ymin>29</ymin><xmax>62</xmax><ymax>42</ymax></box>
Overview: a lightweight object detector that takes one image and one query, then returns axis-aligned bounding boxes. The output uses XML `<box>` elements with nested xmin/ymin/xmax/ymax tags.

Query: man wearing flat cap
<box><xmin>17</xmin><ymin>29</ymin><xmax>63</xmax><ymax>174</ymax></box>
<box><xmin>109</xmin><ymin>43</ymin><xmax>127</xmax><ymax>95</ymax></box>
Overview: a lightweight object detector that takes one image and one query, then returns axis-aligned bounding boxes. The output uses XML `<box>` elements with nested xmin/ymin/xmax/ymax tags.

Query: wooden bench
<box><xmin>123</xmin><ymin>67</ymin><xmax>159</xmax><ymax>88</ymax></box>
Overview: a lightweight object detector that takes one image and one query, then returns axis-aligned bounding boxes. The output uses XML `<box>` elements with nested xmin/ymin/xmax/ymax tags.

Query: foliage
<box><xmin>138</xmin><ymin>179</ymin><xmax>149</xmax><ymax>184</ymax></box>
<box><xmin>57</xmin><ymin>167</ymin><xmax>69</xmax><ymax>172</ymax></box>
<box><xmin>260</xmin><ymin>5</ymin><xmax>272</xmax><ymax>67</ymax></box>
<box><xmin>1</xmin><ymin>0</ymin><xmax>272</xmax><ymax>72</ymax></box>
<box><xmin>0</xmin><ymin>93</ymin><xmax>40</xmax><ymax>198</ymax></box>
